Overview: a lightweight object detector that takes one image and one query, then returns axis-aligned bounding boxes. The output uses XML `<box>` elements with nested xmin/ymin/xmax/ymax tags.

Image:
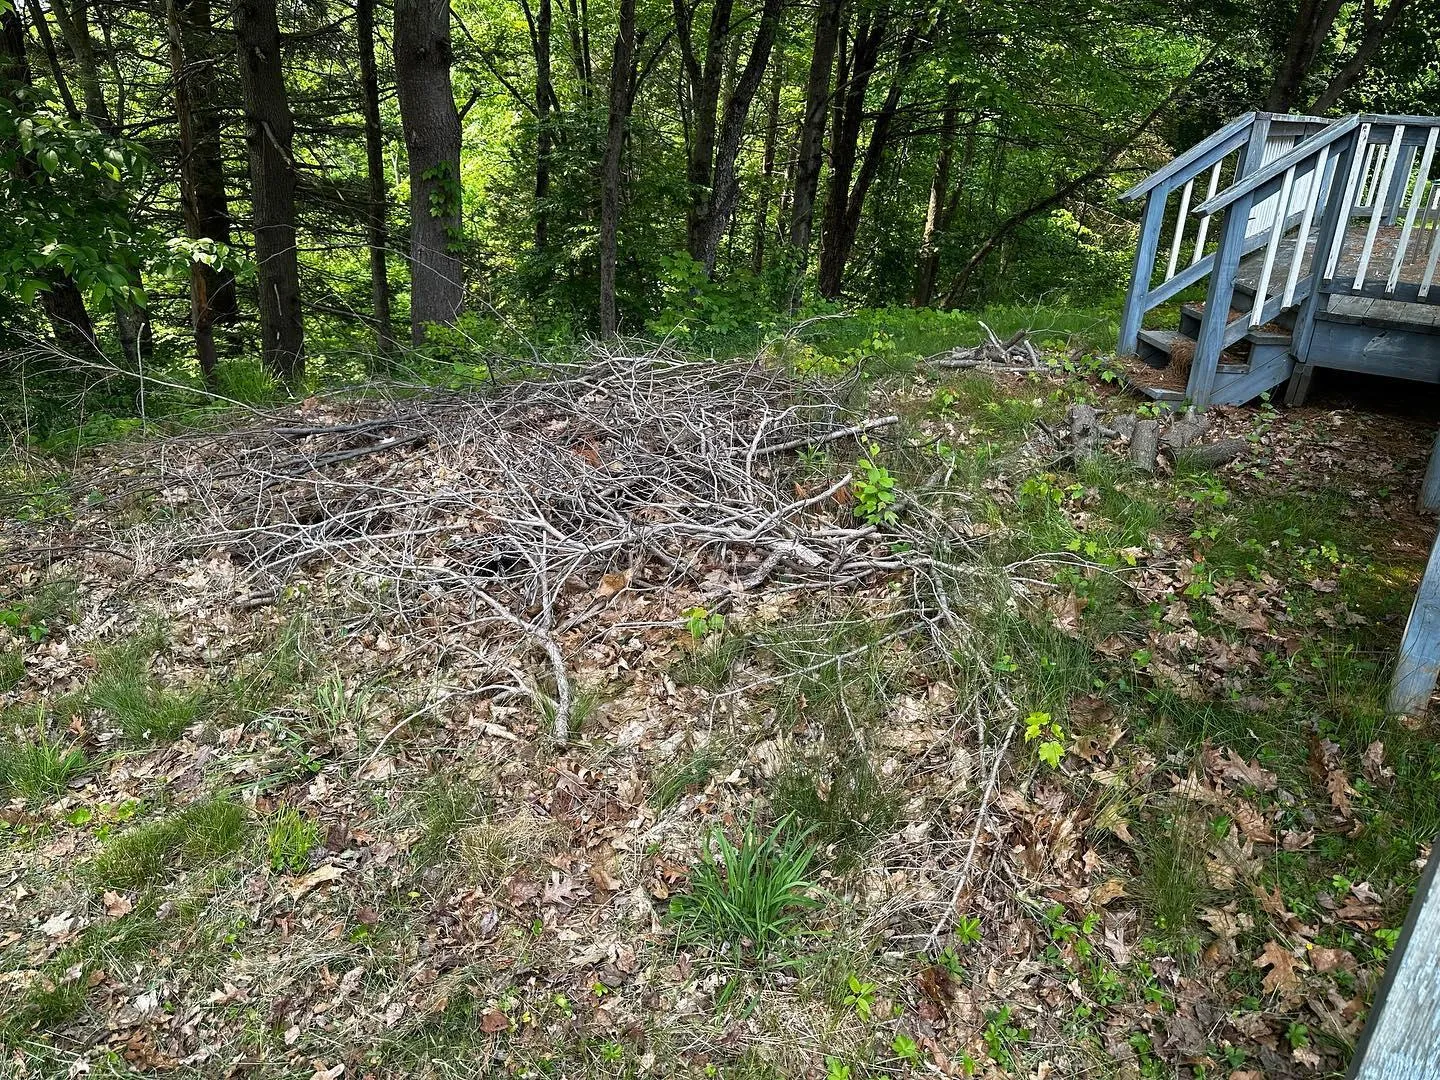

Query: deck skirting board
<box><xmin>1304</xmin><ymin>320</ymin><xmax>1440</xmax><ymax>382</ymax></box>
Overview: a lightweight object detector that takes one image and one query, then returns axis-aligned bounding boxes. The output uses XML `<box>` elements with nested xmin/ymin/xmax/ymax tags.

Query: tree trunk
<box><xmin>598</xmin><ymin>0</ymin><xmax>635</xmax><ymax>338</ymax></box>
<box><xmin>529</xmin><ymin>0</ymin><xmax>555</xmax><ymax>253</ymax></box>
<box><xmin>674</xmin><ymin>0</ymin><xmax>733</xmax><ymax>266</ymax></box>
<box><xmin>1310</xmin><ymin>0</ymin><xmax>1414</xmax><ymax>113</ymax></box>
<box><xmin>357</xmin><ymin>0</ymin><xmax>395</xmax><ymax>359</ymax></box>
<box><xmin>47</xmin><ymin>0</ymin><xmax>115</xmax><ymax>133</ymax></box>
<box><xmin>692</xmin><ymin>0</ymin><xmax>784</xmax><ymax>273</ymax></box>
<box><xmin>913</xmin><ymin>89</ymin><xmax>959</xmax><ymax>306</ymax></box>
<box><xmin>394</xmin><ymin>0</ymin><xmax>464</xmax><ymax>343</ymax></box>
<box><xmin>815</xmin><ymin>12</ymin><xmax>886</xmax><ymax>299</ymax></box>
<box><xmin>2</xmin><ymin>2</ymin><xmax>98</xmax><ymax>353</ymax></box>
<box><xmin>1264</xmin><ymin>0</ymin><xmax>1344</xmax><ymax>112</ymax></box>
<box><xmin>235</xmin><ymin>0</ymin><xmax>304</xmax><ymax>381</ymax></box>
<box><xmin>787</xmin><ymin>0</ymin><xmax>842</xmax><ymax>270</ymax></box>
<box><xmin>168</xmin><ymin>0</ymin><xmax>234</xmax><ymax>381</ymax></box>
<box><xmin>750</xmin><ymin>57</ymin><xmax>782</xmax><ymax>274</ymax></box>
<box><xmin>23</xmin><ymin>0</ymin><xmax>79</xmax><ymax>120</ymax></box>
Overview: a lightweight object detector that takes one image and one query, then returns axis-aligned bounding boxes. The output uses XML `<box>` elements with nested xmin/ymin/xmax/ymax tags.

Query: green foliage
<box><xmin>853</xmin><ymin>443</ymin><xmax>899</xmax><ymax>526</ymax></box>
<box><xmin>683</xmin><ymin>605</ymin><xmax>725</xmax><ymax>640</ymax></box>
<box><xmin>266</xmin><ymin>806</ymin><xmax>321</xmax><ymax>873</ymax></box>
<box><xmin>1023</xmin><ymin>710</ymin><xmax>1068</xmax><ymax>768</ymax></box>
<box><xmin>669</xmin><ymin>816</ymin><xmax>823</xmax><ymax>961</ymax></box>
<box><xmin>89</xmin><ymin>797</ymin><xmax>248</xmax><ymax>889</ymax></box>
<box><xmin>773</xmin><ymin>752</ymin><xmax>900</xmax><ymax>868</ymax></box>
<box><xmin>651</xmin><ymin>740</ymin><xmax>728</xmax><ymax>810</ymax></box>
<box><xmin>0</xmin><ymin>713</ymin><xmax>88</xmax><ymax>801</ymax></box>
<box><xmin>0</xmin><ymin>645</ymin><xmax>23</xmax><ymax>691</ymax></box>
<box><xmin>88</xmin><ymin>665</ymin><xmax>203</xmax><ymax>743</ymax></box>
<box><xmin>1132</xmin><ymin>813</ymin><xmax>1211</xmax><ymax>954</ymax></box>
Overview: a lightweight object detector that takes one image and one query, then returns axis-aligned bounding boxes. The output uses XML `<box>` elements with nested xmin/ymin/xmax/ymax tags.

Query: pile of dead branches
<box><xmin>82</xmin><ymin>344</ymin><xmax>981</xmax><ymax>741</ymax></box>
<box><xmin>924</xmin><ymin>325</ymin><xmax>1047</xmax><ymax>371</ymax></box>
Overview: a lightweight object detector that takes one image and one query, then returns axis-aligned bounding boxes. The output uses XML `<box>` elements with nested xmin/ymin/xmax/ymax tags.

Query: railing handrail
<box><xmin>1119</xmin><ymin>112</ymin><xmax>1256</xmax><ymax>203</ymax></box>
<box><xmin>1192</xmin><ymin>112</ymin><xmax>1440</xmax><ymax>216</ymax></box>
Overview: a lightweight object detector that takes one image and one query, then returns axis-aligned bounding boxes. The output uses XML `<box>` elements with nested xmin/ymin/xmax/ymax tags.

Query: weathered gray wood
<box><xmin>1189</xmin><ymin>190</ymin><xmax>1253</xmax><ymax>406</ymax></box>
<box><xmin>1421</xmin><ymin>433</ymin><xmax>1440</xmax><ymax>513</ymax></box>
<box><xmin>1119</xmin><ymin>112</ymin><xmax>1256</xmax><ymax>202</ymax></box>
<box><xmin>1119</xmin><ymin>189</ymin><xmax>1167</xmax><ymax>357</ymax></box>
<box><xmin>1305</xmin><ymin>320</ymin><xmax>1440</xmax><ymax>382</ymax></box>
<box><xmin>1294</xmin><ymin>131</ymin><xmax>1360</xmax><ymax>364</ymax></box>
<box><xmin>1348</xmin><ymin>844</ymin><xmax>1440</xmax><ymax>1078</ymax></box>
<box><xmin>1129</xmin><ymin>419</ymin><xmax>1159</xmax><ymax>472</ymax></box>
<box><xmin>1389</xmin><ymin>529</ymin><xmax>1440</xmax><ymax>715</ymax></box>
<box><xmin>1194</xmin><ymin>115</ymin><xmax>1361</xmax><ymax>215</ymax></box>
<box><xmin>1164</xmin><ymin>437</ymin><xmax>1247</xmax><ymax>469</ymax></box>
<box><xmin>1207</xmin><ymin>346</ymin><xmax>1294</xmax><ymax>405</ymax></box>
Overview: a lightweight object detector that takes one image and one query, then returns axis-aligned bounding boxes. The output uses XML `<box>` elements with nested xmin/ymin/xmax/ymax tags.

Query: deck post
<box><xmin>1188</xmin><ymin>191</ymin><xmax>1252</xmax><ymax>406</ymax></box>
<box><xmin>1287</xmin><ymin>130</ymin><xmax>1360</xmax><ymax>406</ymax></box>
<box><xmin>1389</xmin><ymin>527</ymin><xmax>1440</xmax><ymax>715</ymax></box>
<box><xmin>1119</xmin><ymin>188</ymin><xmax>1167</xmax><ymax>357</ymax></box>
<box><xmin>1383</xmin><ymin>143</ymin><xmax>1418</xmax><ymax>226</ymax></box>
<box><xmin>1420</xmin><ymin>433</ymin><xmax>1440</xmax><ymax>512</ymax></box>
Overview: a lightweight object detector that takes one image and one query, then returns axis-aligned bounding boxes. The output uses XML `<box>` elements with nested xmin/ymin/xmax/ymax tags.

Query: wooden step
<box><xmin>1139</xmin><ymin>327</ymin><xmax>1254</xmax><ymax>374</ymax></box>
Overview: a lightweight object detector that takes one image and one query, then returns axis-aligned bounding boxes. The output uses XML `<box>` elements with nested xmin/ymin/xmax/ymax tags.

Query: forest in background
<box><xmin>2</xmin><ymin>0</ymin><xmax>1439</xmax><ymax>426</ymax></box>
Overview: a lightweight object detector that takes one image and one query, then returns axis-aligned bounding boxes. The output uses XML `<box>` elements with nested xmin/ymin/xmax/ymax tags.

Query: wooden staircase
<box><xmin>1120</xmin><ymin>111</ymin><xmax>1440</xmax><ymax>407</ymax></box>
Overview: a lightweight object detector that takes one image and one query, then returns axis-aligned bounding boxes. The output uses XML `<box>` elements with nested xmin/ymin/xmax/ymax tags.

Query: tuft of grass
<box><xmin>1132</xmin><ymin>812</ymin><xmax>1212</xmax><ymax>955</ymax></box>
<box><xmin>669</xmin><ymin>815</ymin><xmax>823</xmax><ymax>961</ymax></box>
<box><xmin>88</xmin><ymin>668</ymin><xmax>204</xmax><ymax>742</ymax></box>
<box><xmin>90</xmin><ymin>797</ymin><xmax>248</xmax><ymax>890</ymax></box>
<box><xmin>671</xmin><ymin>632</ymin><xmax>751</xmax><ymax>690</ymax></box>
<box><xmin>266</xmin><ymin>806</ymin><xmax>321</xmax><ymax>873</ymax></box>
<box><xmin>413</xmin><ymin>775</ymin><xmax>488</xmax><ymax>863</ymax></box>
<box><xmin>457</xmin><ymin>805</ymin><xmax>556</xmax><ymax>884</ymax></box>
<box><xmin>0</xmin><ymin>720</ymin><xmax>88</xmax><ymax>802</ymax></box>
<box><xmin>773</xmin><ymin>752</ymin><xmax>900</xmax><ymax>870</ymax></box>
<box><xmin>0</xmin><ymin>646</ymin><xmax>24</xmax><ymax>691</ymax></box>
<box><xmin>765</xmin><ymin>614</ymin><xmax>895</xmax><ymax>740</ymax></box>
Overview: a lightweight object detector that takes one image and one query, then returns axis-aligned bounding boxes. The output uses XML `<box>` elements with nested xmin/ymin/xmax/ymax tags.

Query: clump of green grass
<box><xmin>413</xmin><ymin>775</ymin><xmax>488</xmax><ymax>862</ymax></box>
<box><xmin>86</xmin><ymin>625</ymin><xmax>204</xmax><ymax>742</ymax></box>
<box><xmin>0</xmin><ymin>721</ymin><xmax>88</xmax><ymax>802</ymax></box>
<box><xmin>773</xmin><ymin>752</ymin><xmax>900</xmax><ymax>870</ymax></box>
<box><xmin>90</xmin><ymin>797</ymin><xmax>248</xmax><ymax>890</ymax></box>
<box><xmin>0</xmin><ymin>646</ymin><xmax>24</xmax><ymax>691</ymax></box>
<box><xmin>266</xmin><ymin>806</ymin><xmax>321</xmax><ymax>872</ymax></box>
<box><xmin>669</xmin><ymin>816</ymin><xmax>823</xmax><ymax>961</ymax></box>
<box><xmin>765</xmin><ymin>613</ymin><xmax>895</xmax><ymax>739</ymax></box>
<box><xmin>671</xmin><ymin>632</ymin><xmax>751</xmax><ymax>690</ymax></box>
<box><xmin>1132</xmin><ymin>812</ymin><xmax>1212</xmax><ymax>955</ymax></box>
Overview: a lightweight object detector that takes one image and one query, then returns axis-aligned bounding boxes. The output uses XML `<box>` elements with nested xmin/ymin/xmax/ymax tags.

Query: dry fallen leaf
<box><xmin>102</xmin><ymin>891</ymin><xmax>133</xmax><ymax>918</ymax></box>
<box><xmin>1253</xmin><ymin>940</ymin><xmax>1306</xmax><ymax>995</ymax></box>
<box><xmin>288</xmin><ymin>863</ymin><xmax>346</xmax><ymax>900</ymax></box>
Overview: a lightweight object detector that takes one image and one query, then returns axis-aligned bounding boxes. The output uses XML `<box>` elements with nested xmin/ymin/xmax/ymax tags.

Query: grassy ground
<box><xmin>0</xmin><ymin>326</ymin><xmax>1436</xmax><ymax>1079</ymax></box>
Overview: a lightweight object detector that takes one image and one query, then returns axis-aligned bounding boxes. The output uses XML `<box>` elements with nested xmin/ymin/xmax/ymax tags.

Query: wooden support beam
<box><xmin>1389</xmin><ymin>528</ymin><xmax>1440</xmax><ymax>715</ymax></box>
<box><xmin>1420</xmin><ymin>433</ymin><xmax>1440</xmax><ymax>513</ymax></box>
<box><xmin>1347</xmin><ymin>843</ymin><xmax>1440</xmax><ymax>1078</ymax></box>
<box><xmin>1119</xmin><ymin>188</ymin><xmax>1166</xmax><ymax>357</ymax></box>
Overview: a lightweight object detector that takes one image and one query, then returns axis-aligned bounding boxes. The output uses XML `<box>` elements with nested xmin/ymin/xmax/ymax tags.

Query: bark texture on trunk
<box><xmin>675</xmin><ymin>0</ymin><xmax>785</xmax><ymax>274</ymax></box>
<box><xmin>913</xmin><ymin>89</ymin><xmax>959</xmax><ymax>306</ymax></box>
<box><xmin>1264</xmin><ymin>0</ymin><xmax>1344</xmax><ymax>112</ymax></box>
<box><xmin>394</xmin><ymin>0</ymin><xmax>464</xmax><ymax>343</ymax></box>
<box><xmin>598</xmin><ymin>0</ymin><xmax>636</xmax><ymax>338</ymax></box>
<box><xmin>530</xmin><ymin>0</ymin><xmax>555</xmax><ymax>252</ymax></box>
<box><xmin>787</xmin><ymin>0</ymin><xmax>842</xmax><ymax>263</ymax></box>
<box><xmin>357</xmin><ymin>0</ymin><xmax>395</xmax><ymax>358</ymax></box>
<box><xmin>167</xmin><ymin>0</ymin><xmax>237</xmax><ymax>380</ymax></box>
<box><xmin>235</xmin><ymin>0</ymin><xmax>305</xmax><ymax>381</ymax></box>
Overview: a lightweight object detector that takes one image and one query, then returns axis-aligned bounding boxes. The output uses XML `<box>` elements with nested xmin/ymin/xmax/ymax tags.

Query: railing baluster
<box><xmin>1166</xmin><ymin>178</ymin><xmax>1194</xmax><ymax>280</ymax></box>
<box><xmin>1326</xmin><ymin>122</ymin><xmax>1372</xmax><ymax>280</ymax></box>
<box><xmin>1253</xmin><ymin>165</ymin><xmax>1296</xmax><ymax>325</ymax></box>
<box><xmin>1284</xmin><ymin>145</ymin><xmax>1329</xmax><ymax>308</ymax></box>
<box><xmin>1388</xmin><ymin>126</ymin><xmax>1439</xmax><ymax>293</ymax></box>
<box><xmin>1357</xmin><ymin>143</ymin><xmax>1378</xmax><ymax>205</ymax></box>
<box><xmin>1354</xmin><ymin>125</ymin><xmax>1406</xmax><ymax>290</ymax></box>
<box><xmin>1421</xmin><ymin>188</ymin><xmax>1440</xmax><ymax>299</ymax></box>
<box><xmin>1191</xmin><ymin>161</ymin><xmax>1223</xmax><ymax>266</ymax></box>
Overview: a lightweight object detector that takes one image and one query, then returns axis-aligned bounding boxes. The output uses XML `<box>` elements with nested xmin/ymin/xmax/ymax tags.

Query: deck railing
<box><xmin>1117</xmin><ymin>111</ymin><xmax>1332</xmax><ymax>357</ymax></box>
<box><xmin>1121</xmin><ymin>112</ymin><xmax>1440</xmax><ymax>405</ymax></box>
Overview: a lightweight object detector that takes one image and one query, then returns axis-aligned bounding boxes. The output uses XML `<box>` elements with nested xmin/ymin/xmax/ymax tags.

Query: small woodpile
<box><xmin>1066</xmin><ymin>403</ymin><xmax>1247</xmax><ymax>473</ymax></box>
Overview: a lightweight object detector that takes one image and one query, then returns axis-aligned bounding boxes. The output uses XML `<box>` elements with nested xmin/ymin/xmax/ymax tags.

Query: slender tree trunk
<box><xmin>913</xmin><ymin>90</ymin><xmax>959</xmax><ymax>306</ymax></box>
<box><xmin>787</xmin><ymin>0</ymin><xmax>841</xmax><ymax>266</ymax></box>
<box><xmin>598</xmin><ymin>0</ymin><xmax>636</xmax><ymax>337</ymax></box>
<box><xmin>674</xmin><ymin>0</ymin><xmax>733</xmax><ymax>266</ymax></box>
<box><xmin>23</xmin><ymin>0</ymin><xmax>78</xmax><ymax>119</ymax></box>
<box><xmin>168</xmin><ymin>0</ymin><xmax>237</xmax><ymax>380</ymax></box>
<box><xmin>693</xmin><ymin>0</ymin><xmax>785</xmax><ymax>273</ymax></box>
<box><xmin>47</xmin><ymin>0</ymin><xmax>115</xmax><ymax>133</ymax></box>
<box><xmin>815</xmin><ymin>13</ymin><xmax>885</xmax><ymax>299</ymax></box>
<box><xmin>532</xmin><ymin>0</ymin><xmax>554</xmax><ymax>252</ymax></box>
<box><xmin>750</xmin><ymin>57</ymin><xmax>782</xmax><ymax>274</ymax></box>
<box><xmin>1265</xmin><ymin>0</ymin><xmax>1343</xmax><ymax>112</ymax></box>
<box><xmin>235</xmin><ymin>0</ymin><xmax>304</xmax><ymax>381</ymax></box>
<box><xmin>2</xmin><ymin>2</ymin><xmax>97</xmax><ymax>353</ymax></box>
<box><xmin>394</xmin><ymin>0</ymin><xmax>464</xmax><ymax>343</ymax></box>
<box><xmin>357</xmin><ymin>0</ymin><xmax>395</xmax><ymax>358</ymax></box>
<box><xmin>1310</xmin><ymin>0</ymin><xmax>1414</xmax><ymax>112</ymax></box>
